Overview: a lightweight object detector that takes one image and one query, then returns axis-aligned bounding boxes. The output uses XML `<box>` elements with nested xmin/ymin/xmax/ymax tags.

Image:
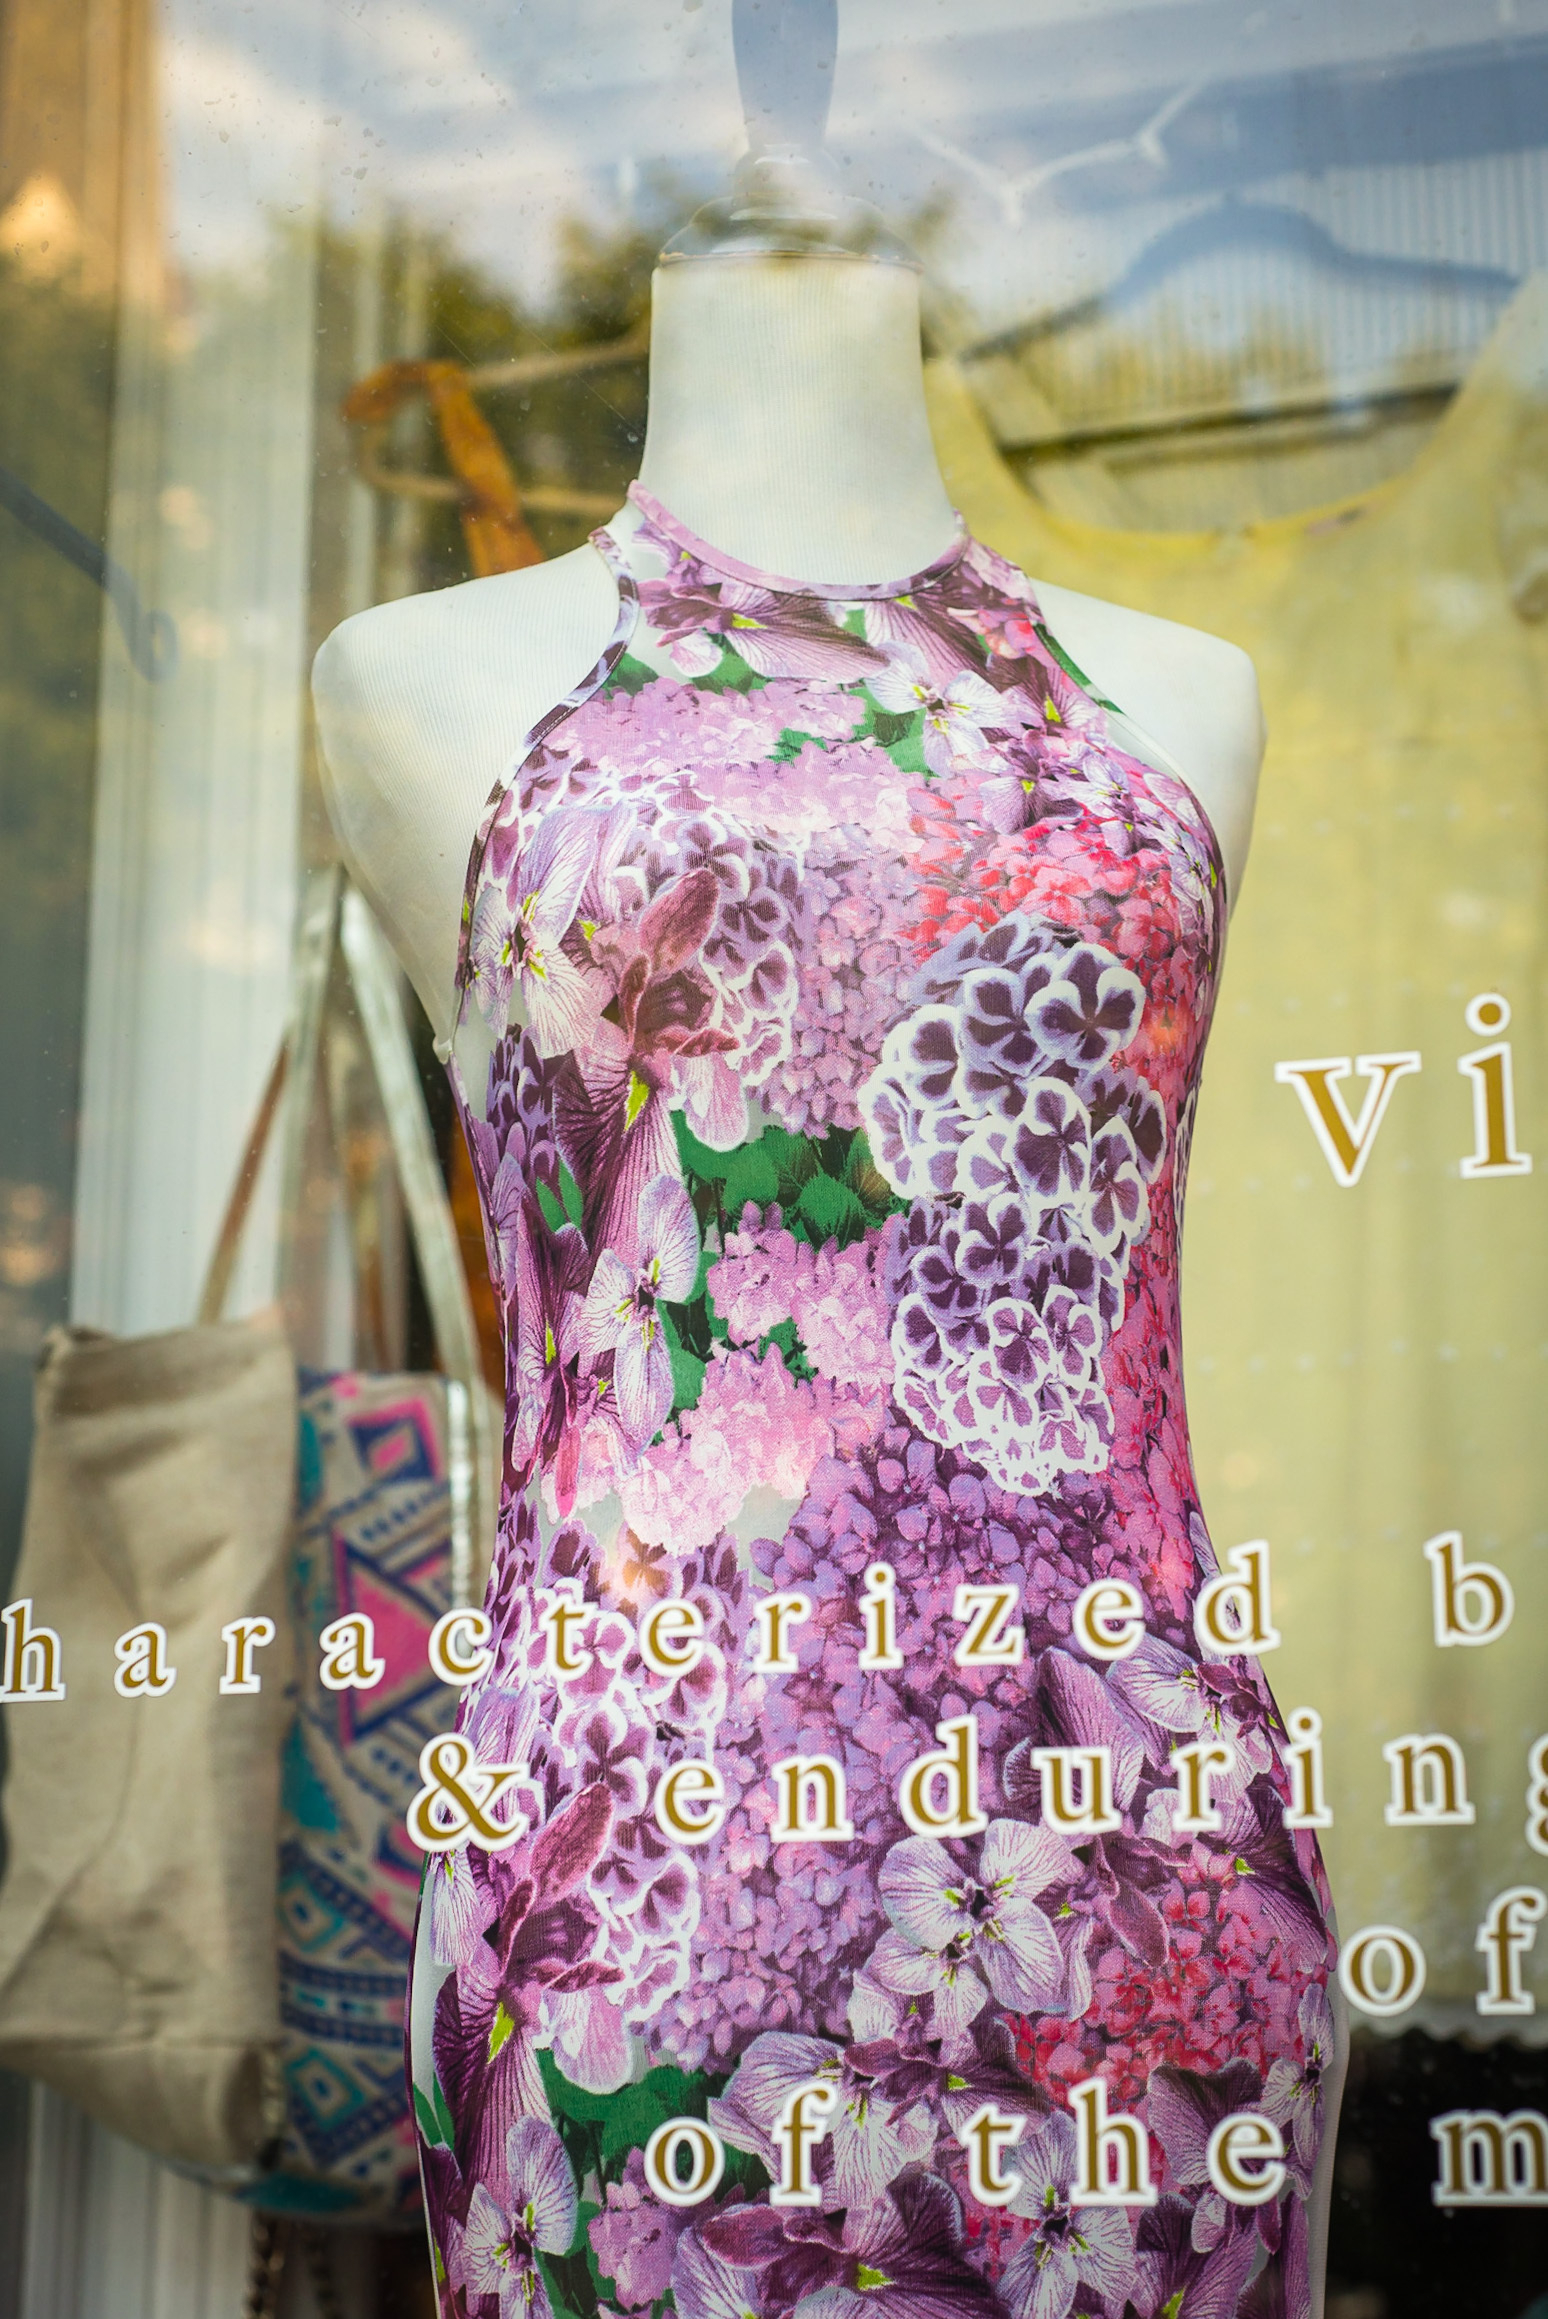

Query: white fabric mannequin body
<box><xmin>314</xmin><ymin>258</ymin><xmax>1264</xmax><ymax>1044</ymax></box>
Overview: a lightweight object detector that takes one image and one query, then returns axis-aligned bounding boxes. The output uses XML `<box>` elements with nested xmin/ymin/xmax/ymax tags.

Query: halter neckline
<box><xmin>625</xmin><ymin>481</ymin><xmax>971</xmax><ymax>601</ymax></box>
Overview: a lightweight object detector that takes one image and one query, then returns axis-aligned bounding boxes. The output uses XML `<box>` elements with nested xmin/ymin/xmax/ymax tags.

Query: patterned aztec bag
<box><xmin>245</xmin><ymin>868</ymin><xmax>497</xmax><ymax>2227</ymax></box>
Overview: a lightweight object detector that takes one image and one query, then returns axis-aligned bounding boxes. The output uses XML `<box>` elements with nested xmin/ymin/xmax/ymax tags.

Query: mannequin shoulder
<box><xmin>312</xmin><ymin>543</ymin><xmax>619</xmax><ymax>750</ymax></box>
<box><xmin>1033</xmin><ymin>580</ymin><xmax>1261</xmax><ymax>734</ymax></box>
<box><xmin>310</xmin><ymin>542</ymin><xmax>623</xmax><ymax>1040</ymax></box>
<box><xmin>1032</xmin><ymin>579</ymin><xmax>1263</xmax><ymax>907</ymax></box>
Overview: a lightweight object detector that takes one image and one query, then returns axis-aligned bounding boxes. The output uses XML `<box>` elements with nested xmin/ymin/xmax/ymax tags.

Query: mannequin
<box><xmin>331</xmin><ymin>238</ymin><xmax>1341</xmax><ymax>2319</ymax></box>
<box><xmin>313</xmin><ymin>257</ymin><xmax>1263</xmax><ymax>1043</ymax></box>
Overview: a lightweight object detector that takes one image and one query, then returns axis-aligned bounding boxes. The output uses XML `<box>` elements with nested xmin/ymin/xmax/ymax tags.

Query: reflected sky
<box><xmin>162</xmin><ymin>0</ymin><xmax>1548</xmax><ymax>332</ymax></box>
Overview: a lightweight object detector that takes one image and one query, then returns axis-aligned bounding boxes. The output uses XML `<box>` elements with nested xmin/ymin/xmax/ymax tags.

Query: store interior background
<box><xmin>1</xmin><ymin>0</ymin><xmax>1546</xmax><ymax>2312</ymax></box>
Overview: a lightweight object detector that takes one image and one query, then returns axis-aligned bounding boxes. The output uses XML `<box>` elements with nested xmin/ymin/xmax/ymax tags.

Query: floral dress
<box><xmin>408</xmin><ymin>484</ymin><xmax>1338</xmax><ymax>2319</ymax></box>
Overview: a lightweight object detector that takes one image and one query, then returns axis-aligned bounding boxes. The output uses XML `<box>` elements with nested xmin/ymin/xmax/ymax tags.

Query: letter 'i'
<box><xmin>859</xmin><ymin>1563</ymin><xmax>903</xmax><ymax>1670</ymax></box>
<box><xmin>1283</xmin><ymin>1707</ymin><xmax>1333</xmax><ymax>1828</ymax></box>
<box><xmin>1458</xmin><ymin>995</ymin><xmax>1531</xmax><ymax>1178</ymax></box>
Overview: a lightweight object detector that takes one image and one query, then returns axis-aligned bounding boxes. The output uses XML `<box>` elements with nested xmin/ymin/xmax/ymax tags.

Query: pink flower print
<box><xmin>615</xmin><ymin>1344</ymin><xmax>879</xmax><ymax>1551</ymax></box>
<box><xmin>1109</xmin><ymin>1636</ymin><xmax>1275</xmax><ymax>1799</ymax></box>
<box><xmin>639</xmin><ymin>1621</ymin><xmax>730</xmax><ymax>1734</ymax></box>
<box><xmin>957</xmin><ymin>592</ymin><xmax>1043</xmax><ymax>661</ymax></box>
<box><xmin>576</xmin><ymin>1173</ymin><xmax>698</xmax><ymax>1448</ymax></box>
<box><xmin>588</xmin><ymin>2149</ymin><xmax>691</xmax><ymax>2311</ymax></box>
<box><xmin>952</xmin><ymin>958</ymin><xmax>1059</xmax><ymax>1117</ymax></box>
<box><xmin>1086</xmin><ymin>1117</ymin><xmax>1150</xmax><ymax>1252</ymax></box>
<box><xmin>955</xmin><ymin>1084</ymin><xmax>1091</xmax><ymax>1206</ymax></box>
<box><xmin>967</xmin><ymin>1299</ymin><xmax>1056</xmax><ymax>1431</ymax></box>
<box><xmin>553</xmin><ymin>1688</ymin><xmax>654</xmax><ymax>1823</ymax></box>
<box><xmin>1011</xmin><ymin>1085</ymin><xmax>1094</xmax><ymax>1202</ymax></box>
<box><xmin>461</xmin><ymin>2116</ymin><xmax>576</xmax><ymax>2319</ymax></box>
<box><xmin>1025</xmin><ymin>944</ymin><xmax>1145</xmax><ymax>1070</ymax></box>
<box><xmin>1025</xmin><ymin>661</ymin><xmax>1108</xmax><ymax>762</ymax></box>
<box><xmin>945</xmin><ymin>1192</ymin><xmax>1027</xmax><ymax>1304</ymax></box>
<box><xmin>1148</xmin><ymin>2057</ymin><xmax>1268</xmax><ymax>2252</ymax></box>
<box><xmin>698</xmin><ymin>2170</ymin><xmax>998</xmax><ymax>2319</ymax></box>
<box><xmin>433</xmin><ymin>1783</ymin><xmax>618</xmax><ymax>2188</ymax></box>
<box><xmin>469</xmin><ymin>810</ymin><xmax>604</xmax><ymax>1055</ymax></box>
<box><xmin>669</xmin><ymin>2230</ymin><xmax>768</xmax><ymax>2319</ymax></box>
<box><xmin>1042</xmin><ymin>1286</ymin><xmax>1100</xmax><ymax>1383</ymax></box>
<box><xmin>512</xmin><ymin>1197</ymin><xmax>587</xmax><ymax>1509</ymax></box>
<box><xmin>976</xmin><ymin>763</ymin><xmax>1047</xmax><ymax>839</ymax></box>
<box><xmin>891</xmin><ymin>1204</ymin><xmax>986</xmax><ymax>1336</ymax></box>
<box><xmin>423</xmin><ymin>1842</ymin><xmax>496</xmax><ymax>1972</ymax></box>
<box><xmin>846</xmin><ymin>1977</ymin><xmax>1049</xmax><ymax>2142</ymax></box>
<box><xmin>586</xmin><ymin>1788</ymin><xmax>695</xmax><ymax>1958</ymax></box>
<box><xmin>1212</xmin><ymin>1781</ymin><xmax>1333</xmax><ymax>1970</ymax></box>
<box><xmin>1263</xmin><ymin>1981</ymin><xmax>1335</xmax><ymax>2181</ymax></box>
<box><xmin>863</xmin><ymin>580</ymin><xmax>993</xmax><ymax>686</ymax></box>
<box><xmin>703</xmin><ymin>735</ymin><xmax>912</xmax><ymax>849</ymax></box>
<box><xmin>637</xmin><ymin>565</ymin><xmax>887</xmax><ymax>682</ymax></box>
<box><xmin>706</xmin><ymin>1219</ymin><xmax>802</xmax><ymax>1344</ymax></box>
<box><xmin>1001</xmin><ymin>2111</ymin><xmax>1137</xmax><ymax>2319</ymax></box>
<box><xmin>575</xmin><ymin>800</ymin><xmax>652</xmax><ymax>934</ymax></box>
<box><xmin>875</xmin><ymin>1821</ymin><xmax>1074</xmax><ymax>2022</ymax></box>
<box><xmin>567</xmin><ymin>868</ymin><xmax>736</xmax><ymax>1259</ymax></box>
<box><xmin>545</xmin><ymin>1977</ymin><xmax>633</xmax><ymax>2096</ymax></box>
<box><xmin>870</xmin><ymin>654</ymin><xmax>1003</xmax><ymax>776</ymax></box>
<box><xmin>1129</xmin><ymin>2196</ymin><xmax>1259</xmax><ymax>2319</ymax></box>
<box><xmin>709</xmin><ymin>2029</ymin><xmax>937</xmax><ymax>2209</ymax></box>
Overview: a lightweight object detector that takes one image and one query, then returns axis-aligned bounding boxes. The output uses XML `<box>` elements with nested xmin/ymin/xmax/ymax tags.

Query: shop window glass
<box><xmin>0</xmin><ymin>5</ymin><xmax>1544</xmax><ymax>2316</ymax></box>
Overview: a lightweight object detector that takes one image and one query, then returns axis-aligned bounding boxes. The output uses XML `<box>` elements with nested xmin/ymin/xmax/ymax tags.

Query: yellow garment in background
<box><xmin>926</xmin><ymin>280</ymin><xmax>1548</xmax><ymax>2023</ymax></box>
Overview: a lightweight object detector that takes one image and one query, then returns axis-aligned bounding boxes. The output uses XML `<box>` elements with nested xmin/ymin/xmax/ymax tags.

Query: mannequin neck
<box><xmin>634</xmin><ymin>256</ymin><xmax>958</xmax><ymax>586</ymax></box>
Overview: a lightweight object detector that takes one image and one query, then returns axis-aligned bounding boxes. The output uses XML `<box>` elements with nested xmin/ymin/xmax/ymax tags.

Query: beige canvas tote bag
<box><xmin>0</xmin><ymin>1115</ymin><xmax>297</xmax><ymax>2168</ymax></box>
<box><xmin>0</xmin><ymin>867</ymin><xmax>495</xmax><ymax>2177</ymax></box>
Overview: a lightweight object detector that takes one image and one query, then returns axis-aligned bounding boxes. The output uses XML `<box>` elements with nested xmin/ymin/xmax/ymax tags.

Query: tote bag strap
<box><xmin>335</xmin><ymin>880</ymin><xmax>498</xmax><ymax>1607</ymax></box>
<box><xmin>198</xmin><ymin>864</ymin><xmax>499</xmax><ymax>1605</ymax></box>
<box><xmin>196</xmin><ymin>866</ymin><xmax>336</xmax><ymax>1330</ymax></box>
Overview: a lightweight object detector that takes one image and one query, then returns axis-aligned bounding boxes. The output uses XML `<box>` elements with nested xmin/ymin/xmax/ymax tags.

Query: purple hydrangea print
<box><xmin>860</xmin><ymin>911</ymin><xmax>1163</xmax><ymax>1493</ymax></box>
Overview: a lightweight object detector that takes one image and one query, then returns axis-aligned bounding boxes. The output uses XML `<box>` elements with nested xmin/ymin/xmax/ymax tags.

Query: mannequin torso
<box><xmin>314</xmin><ymin>259</ymin><xmax>1263</xmax><ymax>1039</ymax></box>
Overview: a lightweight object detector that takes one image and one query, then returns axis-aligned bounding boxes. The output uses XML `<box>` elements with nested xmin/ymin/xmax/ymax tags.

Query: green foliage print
<box><xmin>660</xmin><ymin>1116</ymin><xmax>905</xmax><ymax>1419</ymax></box>
<box><xmin>532</xmin><ymin>2052</ymin><xmax>769</xmax><ymax>2319</ymax></box>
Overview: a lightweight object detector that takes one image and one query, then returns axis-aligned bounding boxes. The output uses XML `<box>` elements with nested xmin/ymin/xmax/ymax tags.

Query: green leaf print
<box><xmin>539</xmin><ymin>2052</ymin><xmax>726</xmax><ymax>2166</ymax></box>
<box><xmin>659</xmin><ymin>1306</ymin><xmax>707</xmax><ymax>1414</ymax></box>
<box><xmin>853</xmin><ymin>685</ymin><xmax>928</xmax><ymax>772</ymax></box>
<box><xmin>533</xmin><ymin>1161</ymin><xmax>584</xmax><ymax>1235</ymax></box>
<box><xmin>720</xmin><ymin>1139</ymin><xmax>783</xmax><ymax>1216</ymax></box>
<box><xmin>606</xmin><ymin>651</ymin><xmax>658</xmax><ymax>696</ymax></box>
<box><xmin>845</xmin><ymin>1129</ymin><xmax>902</xmax><ymax>1222</ymax></box>
<box><xmin>688</xmin><ymin>649</ymin><xmax>763</xmax><ymax>696</ymax></box>
<box><xmin>662</xmin><ymin>1118</ymin><xmax>903</xmax><ymax>1420</ymax></box>
<box><xmin>795</xmin><ymin>1171</ymin><xmax>868</xmax><ymax>1245</ymax></box>
<box><xmin>758</xmin><ymin>1318</ymin><xmax>814</xmax><ymax>1382</ymax></box>
<box><xmin>870</xmin><ymin>707</ymin><xmax>915</xmax><ymax>750</ymax></box>
<box><xmin>1034</xmin><ymin>619</ymin><xmax>1120</xmax><ymax>712</ymax></box>
<box><xmin>412</xmin><ymin>2083</ymin><xmax>445</xmax><ymax>2149</ymax></box>
<box><xmin>538</xmin><ymin>2248</ymin><xmax>599</xmax><ymax>2319</ymax></box>
<box><xmin>772</xmin><ymin>723</ymin><xmax>844</xmax><ymax>762</ymax></box>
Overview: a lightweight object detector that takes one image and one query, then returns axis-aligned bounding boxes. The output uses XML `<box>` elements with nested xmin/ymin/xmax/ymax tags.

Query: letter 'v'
<box><xmin>1274</xmin><ymin>1053</ymin><xmax>1421</xmax><ymax>1187</ymax></box>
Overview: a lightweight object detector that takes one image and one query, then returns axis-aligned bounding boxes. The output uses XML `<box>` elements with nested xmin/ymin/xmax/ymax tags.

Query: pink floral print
<box><xmin>411</xmin><ymin>484</ymin><xmax>1335</xmax><ymax>2319</ymax></box>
